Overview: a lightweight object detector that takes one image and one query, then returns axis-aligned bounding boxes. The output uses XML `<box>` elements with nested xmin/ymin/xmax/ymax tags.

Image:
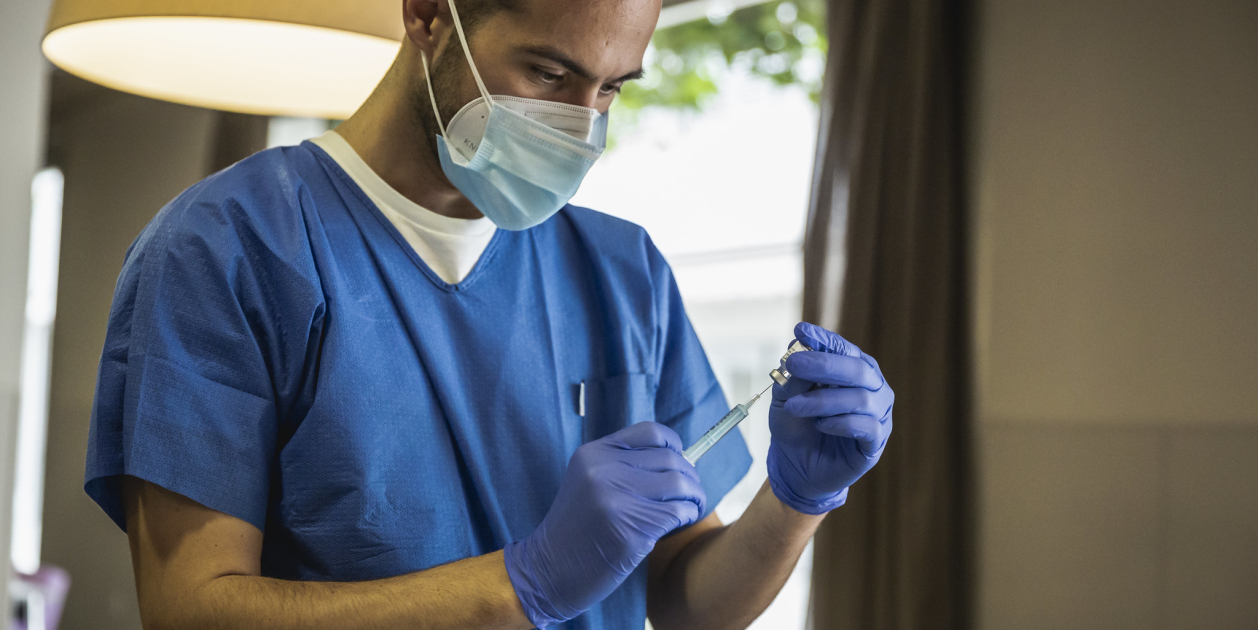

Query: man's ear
<box><xmin>402</xmin><ymin>0</ymin><xmax>447</xmax><ymax>55</ymax></box>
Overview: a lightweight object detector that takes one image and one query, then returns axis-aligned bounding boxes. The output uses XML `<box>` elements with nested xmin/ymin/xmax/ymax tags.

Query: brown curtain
<box><xmin>802</xmin><ymin>0</ymin><xmax>972</xmax><ymax>628</ymax></box>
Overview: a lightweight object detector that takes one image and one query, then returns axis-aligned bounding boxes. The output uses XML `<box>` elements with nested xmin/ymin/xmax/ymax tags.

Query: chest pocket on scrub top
<box><xmin>582</xmin><ymin>373</ymin><xmax>657</xmax><ymax>443</ymax></box>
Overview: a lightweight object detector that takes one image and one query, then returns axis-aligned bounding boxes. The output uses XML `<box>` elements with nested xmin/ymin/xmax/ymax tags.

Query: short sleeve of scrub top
<box><xmin>84</xmin><ymin>168</ymin><xmax>323</xmax><ymax>532</ymax></box>
<box><xmin>640</xmin><ymin>237</ymin><xmax>753</xmax><ymax>507</ymax></box>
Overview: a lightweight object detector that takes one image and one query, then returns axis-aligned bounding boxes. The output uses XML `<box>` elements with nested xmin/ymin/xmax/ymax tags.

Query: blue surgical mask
<box><xmin>421</xmin><ymin>0</ymin><xmax>607</xmax><ymax>231</ymax></box>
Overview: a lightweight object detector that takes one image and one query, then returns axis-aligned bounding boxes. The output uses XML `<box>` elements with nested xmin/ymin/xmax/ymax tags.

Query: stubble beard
<box><xmin>412</xmin><ymin>36</ymin><xmax>476</xmax><ymax>162</ymax></box>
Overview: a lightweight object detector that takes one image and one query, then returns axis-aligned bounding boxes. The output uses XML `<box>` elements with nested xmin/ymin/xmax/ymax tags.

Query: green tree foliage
<box><xmin>615</xmin><ymin>0</ymin><xmax>828</xmax><ymax>118</ymax></box>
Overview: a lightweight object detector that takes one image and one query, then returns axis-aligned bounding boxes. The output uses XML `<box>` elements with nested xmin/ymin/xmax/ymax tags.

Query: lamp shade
<box><xmin>42</xmin><ymin>0</ymin><xmax>405</xmax><ymax>118</ymax></box>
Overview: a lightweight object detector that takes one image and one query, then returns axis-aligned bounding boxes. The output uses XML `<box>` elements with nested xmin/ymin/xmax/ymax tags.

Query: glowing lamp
<box><xmin>42</xmin><ymin>0</ymin><xmax>405</xmax><ymax>118</ymax></box>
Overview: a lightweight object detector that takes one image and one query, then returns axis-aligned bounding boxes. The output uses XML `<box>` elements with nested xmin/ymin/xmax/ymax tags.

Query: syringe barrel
<box><xmin>683</xmin><ymin>405</ymin><xmax>749</xmax><ymax>464</ymax></box>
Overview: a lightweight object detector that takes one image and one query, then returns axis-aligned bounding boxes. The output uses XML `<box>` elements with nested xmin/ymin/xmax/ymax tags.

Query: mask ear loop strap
<box><xmin>419</xmin><ymin>50</ymin><xmax>454</xmax><ymax>153</ymax></box>
<box><xmin>446</xmin><ymin>0</ymin><xmax>493</xmax><ymax>107</ymax></box>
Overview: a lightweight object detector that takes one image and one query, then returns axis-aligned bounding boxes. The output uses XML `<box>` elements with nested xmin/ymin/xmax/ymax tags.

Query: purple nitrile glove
<box><xmin>503</xmin><ymin>422</ymin><xmax>706</xmax><ymax>628</ymax></box>
<box><xmin>767</xmin><ymin>322</ymin><xmax>894</xmax><ymax>515</ymax></box>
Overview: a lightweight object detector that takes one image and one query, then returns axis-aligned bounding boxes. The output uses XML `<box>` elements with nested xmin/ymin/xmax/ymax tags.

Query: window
<box><xmin>11</xmin><ymin>167</ymin><xmax>65</xmax><ymax>577</ymax></box>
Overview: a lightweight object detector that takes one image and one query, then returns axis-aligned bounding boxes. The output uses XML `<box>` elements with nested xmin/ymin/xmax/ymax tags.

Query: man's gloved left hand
<box><xmin>767</xmin><ymin>322</ymin><xmax>894</xmax><ymax>515</ymax></box>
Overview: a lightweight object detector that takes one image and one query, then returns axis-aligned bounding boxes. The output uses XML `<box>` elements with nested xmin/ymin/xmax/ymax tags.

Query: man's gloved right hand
<box><xmin>503</xmin><ymin>422</ymin><xmax>706</xmax><ymax>628</ymax></box>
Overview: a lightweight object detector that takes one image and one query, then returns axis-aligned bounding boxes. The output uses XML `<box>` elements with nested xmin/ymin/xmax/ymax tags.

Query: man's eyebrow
<box><xmin>613</xmin><ymin>68</ymin><xmax>646</xmax><ymax>83</ymax></box>
<box><xmin>520</xmin><ymin>44</ymin><xmax>645</xmax><ymax>84</ymax></box>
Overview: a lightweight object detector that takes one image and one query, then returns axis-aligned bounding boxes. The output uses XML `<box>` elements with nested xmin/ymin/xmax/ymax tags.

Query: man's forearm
<box><xmin>124</xmin><ymin>475</ymin><xmax>533</xmax><ymax>630</ymax></box>
<box><xmin>648</xmin><ymin>481</ymin><xmax>825</xmax><ymax>630</ymax></box>
<box><xmin>143</xmin><ymin>550</ymin><xmax>531</xmax><ymax>630</ymax></box>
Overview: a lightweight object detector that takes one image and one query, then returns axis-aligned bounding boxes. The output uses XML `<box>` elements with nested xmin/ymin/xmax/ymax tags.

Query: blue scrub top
<box><xmin>85</xmin><ymin>141</ymin><xmax>751</xmax><ymax>629</ymax></box>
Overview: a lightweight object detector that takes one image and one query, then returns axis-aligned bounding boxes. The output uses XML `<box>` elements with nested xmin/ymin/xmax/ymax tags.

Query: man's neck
<box><xmin>333</xmin><ymin>70</ymin><xmax>483</xmax><ymax>220</ymax></box>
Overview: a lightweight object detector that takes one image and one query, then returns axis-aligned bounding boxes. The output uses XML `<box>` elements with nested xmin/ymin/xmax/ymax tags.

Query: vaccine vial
<box><xmin>769</xmin><ymin>340</ymin><xmax>812</xmax><ymax>385</ymax></box>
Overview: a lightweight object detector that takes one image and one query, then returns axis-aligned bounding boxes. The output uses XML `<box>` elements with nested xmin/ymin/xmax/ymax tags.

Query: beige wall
<box><xmin>42</xmin><ymin>81</ymin><xmax>219</xmax><ymax>630</ymax></box>
<box><xmin>970</xmin><ymin>0</ymin><xmax>1258</xmax><ymax>627</ymax></box>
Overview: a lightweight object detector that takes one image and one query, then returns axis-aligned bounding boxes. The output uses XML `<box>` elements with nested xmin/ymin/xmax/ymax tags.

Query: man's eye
<box><xmin>599</xmin><ymin>84</ymin><xmax>623</xmax><ymax>96</ymax></box>
<box><xmin>534</xmin><ymin>68</ymin><xmax>562</xmax><ymax>84</ymax></box>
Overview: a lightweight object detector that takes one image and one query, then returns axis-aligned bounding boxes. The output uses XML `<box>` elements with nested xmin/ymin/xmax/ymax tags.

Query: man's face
<box><xmin>418</xmin><ymin>0</ymin><xmax>659</xmax><ymax>143</ymax></box>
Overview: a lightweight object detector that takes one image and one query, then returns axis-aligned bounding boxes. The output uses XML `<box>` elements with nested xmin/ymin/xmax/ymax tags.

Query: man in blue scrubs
<box><xmin>86</xmin><ymin>0</ymin><xmax>894</xmax><ymax>627</ymax></box>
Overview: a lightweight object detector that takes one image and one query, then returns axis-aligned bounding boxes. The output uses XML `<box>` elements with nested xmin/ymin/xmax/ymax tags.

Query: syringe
<box><xmin>683</xmin><ymin>384</ymin><xmax>772</xmax><ymax>465</ymax></box>
<box><xmin>683</xmin><ymin>340</ymin><xmax>814</xmax><ymax>465</ymax></box>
